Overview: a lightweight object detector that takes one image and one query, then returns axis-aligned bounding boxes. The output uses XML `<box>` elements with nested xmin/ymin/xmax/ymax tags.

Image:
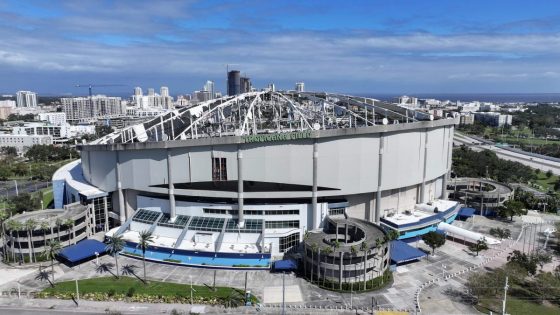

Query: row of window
<box><xmin>203</xmin><ymin>208</ymin><xmax>299</xmax><ymax>216</ymax></box>
<box><xmin>279</xmin><ymin>232</ymin><xmax>300</xmax><ymax>252</ymax></box>
<box><xmin>265</xmin><ymin>220</ymin><xmax>299</xmax><ymax>229</ymax></box>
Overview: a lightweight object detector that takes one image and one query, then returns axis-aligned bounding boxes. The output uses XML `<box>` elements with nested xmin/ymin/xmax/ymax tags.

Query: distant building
<box><xmin>268</xmin><ymin>83</ymin><xmax>276</xmax><ymax>92</ymax></box>
<box><xmin>460</xmin><ymin>101</ymin><xmax>480</xmax><ymax>113</ymax></box>
<box><xmin>147</xmin><ymin>88</ymin><xmax>155</xmax><ymax>96</ymax></box>
<box><xmin>240</xmin><ymin>77</ymin><xmax>251</xmax><ymax>93</ymax></box>
<box><xmin>0</xmin><ymin>133</ymin><xmax>53</xmax><ymax>153</ymax></box>
<box><xmin>295</xmin><ymin>82</ymin><xmax>305</xmax><ymax>92</ymax></box>
<box><xmin>459</xmin><ymin>113</ymin><xmax>474</xmax><ymax>125</ymax></box>
<box><xmin>0</xmin><ymin>100</ymin><xmax>16</xmax><ymax>120</ymax></box>
<box><xmin>12</xmin><ymin>122</ymin><xmax>95</xmax><ymax>140</ymax></box>
<box><xmin>227</xmin><ymin>70</ymin><xmax>241</xmax><ymax>96</ymax></box>
<box><xmin>134</xmin><ymin>87</ymin><xmax>143</xmax><ymax>96</ymax></box>
<box><xmin>62</xmin><ymin>95</ymin><xmax>124</xmax><ymax>123</ymax></box>
<box><xmin>194</xmin><ymin>90</ymin><xmax>212</xmax><ymax>102</ymax></box>
<box><xmin>474</xmin><ymin>112</ymin><xmax>512</xmax><ymax>127</ymax></box>
<box><xmin>396</xmin><ymin>95</ymin><xmax>418</xmax><ymax>106</ymax></box>
<box><xmin>203</xmin><ymin>81</ymin><xmax>215</xmax><ymax>99</ymax></box>
<box><xmin>38</xmin><ymin>112</ymin><xmax>67</xmax><ymax>126</ymax></box>
<box><xmin>16</xmin><ymin>91</ymin><xmax>37</xmax><ymax>108</ymax></box>
<box><xmin>160</xmin><ymin>86</ymin><xmax>169</xmax><ymax>97</ymax></box>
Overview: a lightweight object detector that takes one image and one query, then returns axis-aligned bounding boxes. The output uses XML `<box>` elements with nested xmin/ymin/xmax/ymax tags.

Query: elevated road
<box><xmin>454</xmin><ymin>132</ymin><xmax>560</xmax><ymax>175</ymax></box>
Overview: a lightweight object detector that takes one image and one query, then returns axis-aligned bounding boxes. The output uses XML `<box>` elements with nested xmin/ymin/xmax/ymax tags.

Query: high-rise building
<box><xmin>227</xmin><ymin>70</ymin><xmax>241</xmax><ymax>96</ymax></box>
<box><xmin>148</xmin><ymin>88</ymin><xmax>155</xmax><ymax>96</ymax></box>
<box><xmin>268</xmin><ymin>83</ymin><xmax>276</xmax><ymax>92</ymax></box>
<box><xmin>160</xmin><ymin>86</ymin><xmax>169</xmax><ymax>97</ymax></box>
<box><xmin>295</xmin><ymin>82</ymin><xmax>305</xmax><ymax>92</ymax></box>
<box><xmin>62</xmin><ymin>95</ymin><xmax>124</xmax><ymax>122</ymax></box>
<box><xmin>16</xmin><ymin>91</ymin><xmax>38</xmax><ymax>107</ymax></box>
<box><xmin>240</xmin><ymin>77</ymin><xmax>251</xmax><ymax>93</ymax></box>
<box><xmin>203</xmin><ymin>80</ymin><xmax>215</xmax><ymax>99</ymax></box>
<box><xmin>134</xmin><ymin>87</ymin><xmax>143</xmax><ymax>96</ymax></box>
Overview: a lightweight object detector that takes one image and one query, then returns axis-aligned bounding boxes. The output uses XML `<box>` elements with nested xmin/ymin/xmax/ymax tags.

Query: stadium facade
<box><xmin>53</xmin><ymin>91</ymin><xmax>458</xmax><ymax>268</ymax></box>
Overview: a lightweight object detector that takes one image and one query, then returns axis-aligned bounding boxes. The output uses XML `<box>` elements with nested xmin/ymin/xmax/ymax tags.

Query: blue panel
<box><xmin>398</xmin><ymin>224</ymin><xmax>438</xmax><ymax>239</ymax></box>
<box><xmin>458</xmin><ymin>207</ymin><xmax>475</xmax><ymax>217</ymax></box>
<box><xmin>59</xmin><ymin>239</ymin><xmax>107</xmax><ymax>263</ymax></box>
<box><xmin>274</xmin><ymin>259</ymin><xmax>298</xmax><ymax>270</ymax></box>
<box><xmin>53</xmin><ymin>179</ymin><xmax>65</xmax><ymax>209</ymax></box>
<box><xmin>390</xmin><ymin>240</ymin><xmax>427</xmax><ymax>264</ymax></box>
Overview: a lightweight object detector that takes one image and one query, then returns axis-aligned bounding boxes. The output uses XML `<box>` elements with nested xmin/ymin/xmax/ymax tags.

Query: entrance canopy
<box><xmin>58</xmin><ymin>239</ymin><xmax>107</xmax><ymax>265</ymax></box>
<box><xmin>390</xmin><ymin>240</ymin><xmax>427</xmax><ymax>264</ymax></box>
<box><xmin>458</xmin><ymin>207</ymin><xmax>476</xmax><ymax>218</ymax></box>
<box><xmin>273</xmin><ymin>259</ymin><xmax>298</xmax><ymax>271</ymax></box>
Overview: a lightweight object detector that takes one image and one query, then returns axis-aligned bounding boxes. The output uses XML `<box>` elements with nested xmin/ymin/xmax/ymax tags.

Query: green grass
<box><xmin>476</xmin><ymin>297</ymin><xmax>560</xmax><ymax>315</ymax></box>
<box><xmin>495</xmin><ymin>134</ymin><xmax>560</xmax><ymax>146</ymax></box>
<box><xmin>531</xmin><ymin>171</ymin><xmax>559</xmax><ymax>192</ymax></box>
<box><xmin>41</xmin><ymin>276</ymin><xmax>256</xmax><ymax>302</ymax></box>
<box><xmin>40</xmin><ymin>188</ymin><xmax>53</xmax><ymax>208</ymax></box>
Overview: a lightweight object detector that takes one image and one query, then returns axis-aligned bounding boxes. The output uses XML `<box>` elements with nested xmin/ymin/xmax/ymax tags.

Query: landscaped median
<box><xmin>37</xmin><ymin>276</ymin><xmax>258</xmax><ymax>306</ymax></box>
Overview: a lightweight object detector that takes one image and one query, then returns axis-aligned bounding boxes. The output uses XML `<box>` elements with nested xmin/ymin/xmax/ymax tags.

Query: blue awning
<box><xmin>58</xmin><ymin>239</ymin><xmax>107</xmax><ymax>264</ymax></box>
<box><xmin>459</xmin><ymin>207</ymin><xmax>475</xmax><ymax>217</ymax></box>
<box><xmin>273</xmin><ymin>259</ymin><xmax>298</xmax><ymax>270</ymax></box>
<box><xmin>390</xmin><ymin>240</ymin><xmax>427</xmax><ymax>264</ymax></box>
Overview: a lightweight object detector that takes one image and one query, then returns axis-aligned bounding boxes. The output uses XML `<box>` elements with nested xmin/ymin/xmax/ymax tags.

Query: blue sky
<box><xmin>1</xmin><ymin>0</ymin><xmax>560</xmax><ymax>95</ymax></box>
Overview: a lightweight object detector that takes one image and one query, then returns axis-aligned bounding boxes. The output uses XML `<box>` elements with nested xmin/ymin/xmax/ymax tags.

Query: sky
<box><xmin>1</xmin><ymin>0</ymin><xmax>560</xmax><ymax>96</ymax></box>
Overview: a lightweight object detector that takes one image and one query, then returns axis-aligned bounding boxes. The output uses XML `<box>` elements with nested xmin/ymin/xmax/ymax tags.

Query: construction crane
<box><xmin>75</xmin><ymin>84</ymin><xmax>126</xmax><ymax>97</ymax></box>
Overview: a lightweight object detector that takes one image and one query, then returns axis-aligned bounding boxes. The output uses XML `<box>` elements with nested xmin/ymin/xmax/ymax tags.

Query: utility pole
<box><xmin>502</xmin><ymin>276</ymin><xmax>509</xmax><ymax>315</ymax></box>
<box><xmin>14</xmin><ymin>180</ymin><xmax>18</xmax><ymax>196</ymax></box>
<box><xmin>75</xmin><ymin>279</ymin><xmax>80</xmax><ymax>303</ymax></box>
<box><xmin>244</xmin><ymin>272</ymin><xmax>248</xmax><ymax>305</ymax></box>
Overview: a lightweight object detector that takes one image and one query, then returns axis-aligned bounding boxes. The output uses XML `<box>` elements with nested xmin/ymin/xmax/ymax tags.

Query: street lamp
<box><xmin>441</xmin><ymin>264</ymin><xmax>447</xmax><ymax>278</ymax></box>
<box><xmin>94</xmin><ymin>252</ymin><xmax>99</xmax><ymax>265</ymax></box>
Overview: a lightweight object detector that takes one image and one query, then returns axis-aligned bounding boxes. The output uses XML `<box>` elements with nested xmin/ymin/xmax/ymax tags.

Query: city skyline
<box><xmin>1</xmin><ymin>0</ymin><xmax>560</xmax><ymax>95</ymax></box>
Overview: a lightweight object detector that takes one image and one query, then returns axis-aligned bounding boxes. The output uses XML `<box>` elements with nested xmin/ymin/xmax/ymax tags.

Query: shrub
<box><xmin>126</xmin><ymin>287</ymin><xmax>135</xmax><ymax>297</ymax></box>
<box><xmin>107</xmin><ymin>289</ymin><xmax>116</xmax><ymax>297</ymax></box>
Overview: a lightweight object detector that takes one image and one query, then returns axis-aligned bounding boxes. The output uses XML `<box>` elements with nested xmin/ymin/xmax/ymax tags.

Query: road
<box><xmin>0</xmin><ymin>307</ymin><xmax>102</xmax><ymax>315</ymax></box>
<box><xmin>454</xmin><ymin>133</ymin><xmax>560</xmax><ymax>175</ymax></box>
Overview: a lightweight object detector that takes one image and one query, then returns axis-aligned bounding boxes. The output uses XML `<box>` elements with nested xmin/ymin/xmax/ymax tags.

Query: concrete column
<box><xmin>420</xmin><ymin>130</ymin><xmax>429</xmax><ymax>203</ymax></box>
<box><xmin>90</xmin><ymin>203</ymin><xmax>96</xmax><ymax>236</ymax></box>
<box><xmin>441</xmin><ymin>174</ymin><xmax>448</xmax><ymax>200</ymax></box>
<box><xmin>167</xmin><ymin>149</ymin><xmax>176</xmax><ymax>222</ymax></box>
<box><xmin>375</xmin><ymin>135</ymin><xmax>384</xmax><ymax>224</ymax></box>
<box><xmin>116</xmin><ymin>152</ymin><xmax>125</xmax><ymax>224</ymax></box>
<box><xmin>237</xmin><ymin>147</ymin><xmax>244</xmax><ymax>228</ymax></box>
<box><xmin>312</xmin><ymin>140</ymin><xmax>319</xmax><ymax>228</ymax></box>
<box><xmin>103</xmin><ymin>196</ymin><xmax>109</xmax><ymax>232</ymax></box>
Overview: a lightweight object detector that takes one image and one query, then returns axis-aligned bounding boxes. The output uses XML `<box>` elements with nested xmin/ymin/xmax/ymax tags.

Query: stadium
<box><xmin>53</xmin><ymin>90</ymin><xmax>459</xmax><ymax>270</ymax></box>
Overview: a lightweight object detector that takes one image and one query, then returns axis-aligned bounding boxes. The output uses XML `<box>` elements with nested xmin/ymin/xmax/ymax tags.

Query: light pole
<box><xmin>441</xmin><ymin>264</ymin><xmax>447</xmax><ymax>278</ymax></box>
<box><xmin>94</xmin><ymin>252</ymin><xmax>99</xmax><ymax>265</ymax></box>
<box><xmin>282</xmin><ymin>272</ymin><xmax>285</xmax><ymax>315</ymax></box>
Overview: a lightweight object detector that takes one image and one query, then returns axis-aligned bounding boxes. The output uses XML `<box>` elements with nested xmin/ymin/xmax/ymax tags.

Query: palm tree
<box><xmin>321</xmin><ymin>246</ymin><xmax>332</xmax><ymax>287</ymax></box>
<box><xmin>303</xmin><ymin>231</ymin><xmax>309</xmax><ymax>278</ymax></box>
<box><xmin>41</xmin><ymin>240</ymin><xmax>62</xmax><ymax>287</ymax></box>
<box><xmin>0</xmin><ymin>210</ymin><xmax>8</xmax><ymax>261</ymax></box>
<box><xmin>6</xmin><ymin>219</ymin><xmax>18</xmax><ymax>262</ymax></box>
<box><xmin>55</xmin><ymin>218</ymin><xmax>63</xmax><ymax>241</ymax></box>
<box><xmin>332</xmin><ymin>240</ymin><xmax>340</xmax><ymax>289</ymax></box>
<box><xmin>8</xmin><ymin>220</ymin><xmax>24</xmax><ymax>263</ymax></box>
<box><xmin>106</xmin><ymin>234</ymin><xmax>125</xmax><ymax>279</ymax></box>
<box><xmin>40</xmin><ymin>221</ymin><xmax>50</xmax><ymax>250</ymax></box>
<box><xmin>63</xmin><ymin>219</ymin><xmax>74</xmax><ymax>246</ymax></box>
<box><xmin>350</xmin><ymin>245</ymin><xmax>358</xmax><ymax>284</ymax></box>
<box><xmin>310</xmin><ymin>243</ymin><xmax>318</xmax><ymax>283</ymax></box>
<box><xmin>138</xmin><ymin>230</ymin><xmax>154</xmax><ymax>283</ymax></box>
<box><xmin>25</xmin><ymin>219</ymin><xmax>38</xmax><ymax>263</ymax></box>
<box><xmin>360</xmin><ymin>242</ymin><xmax>368</xmax><ymax>290</ymax></box>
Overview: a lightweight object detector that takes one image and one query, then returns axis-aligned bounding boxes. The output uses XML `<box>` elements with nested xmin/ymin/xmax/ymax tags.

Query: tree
<box><xmin>138</xmin><ymin>230</ymin><xmax>154</xmax><ymax>283</ymax></box>
<box><xmin>468</xmin><ymin>237</ymin><xmax>489</xmax><ymax>256</ymax></box>
<box><xmin>321</xmin><ymin>246</ymin><xmax>332</xmax><ymax>287</ymax></box>
<box><xmin>331</xmin><ymin>240</ymin><xmax>340</xmax><ymax>289</ymax></box>
<box><xmin>64</xmin><ymin>219</ymin><xmax>74</xmax><ymax>245</ymax></box>
<box><xmin>41</xmin><ymin>240</ymin><xmax>62</xmax><ymax>287</ymax></box>
<box><xmin>533</xmin><ymin>250</ymin><xmax>552</xmax><ymax>271</ymax></box>
<box><xmin>498</xmin><ymin>199</ymin><xmax>525</xmax><ymax>221</ymax></box>
<box><xmin>55</xmin><ymin>218</ymin><xmax>63</xmax><ymax>241</ymax></box>
<box><xmin>422</xmin><ymin>231</ymin><xmax>446</xmax><ymax>255</ymax></box>
<box><xmin>0</xmin><ymin>147</ymin><xmax>17</xmax><ymax>157</ymax></box>
<box><xmin>106</xmin><ymin>234</ymin><xmax>125</xmax><ymax>279</ymax></box>
<box><xmin>0</xmin><ymin>210</ymin><xmax>8</xmax><ymax>261</ymax></box>
<box><xmin>40</xmin><ymin>221</ymin><xmax>50</xmax><ymax>256</ymax></box>
<box><xmin>546</xmin><ymin>170</ymin><xmax>553</xmax><ymax>178</ymax></box>
<box><xmin>10</xmin><ymin>193</ymin><xmax>40</xmax><ymax>214</ymax></box>
<box><xmin>489</xmin><ymin>227</ymin><xmax>511</xmax><ymax>240</ymax></box>
<box><xmin>25</xmin><ymin>219</ymin><xmax>37</xmax><ymax>263</ymax></box>
<box><xmin>310</xmin><ymin>243</ymin><xmax>318</xmax><ymax>283</ymax></box>
<box><xmin>507</xmin><ymin>250</ymin><xmax>537</xmax><ymax>276</ymax></box>
<box><xmin>360</xmin><ymin>241</ymin><xmax>368</xmax><ymax>290</ymax></box>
